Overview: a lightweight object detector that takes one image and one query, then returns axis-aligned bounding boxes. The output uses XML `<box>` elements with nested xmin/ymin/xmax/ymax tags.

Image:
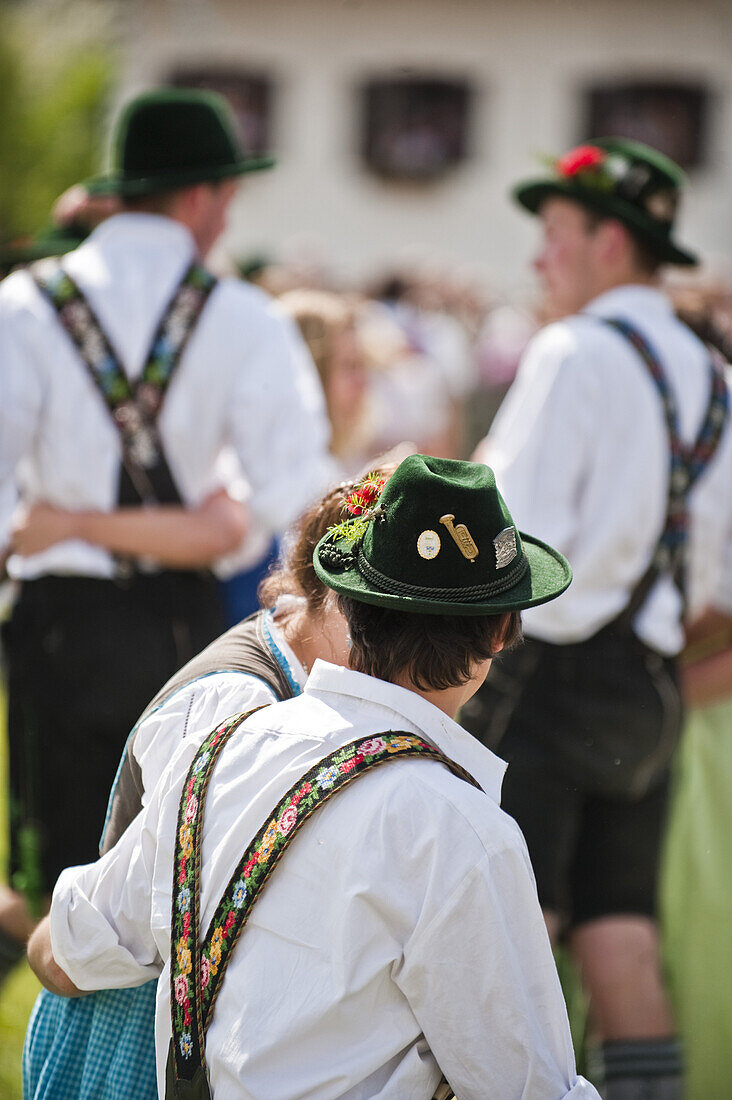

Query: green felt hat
<box><xmin>313</xmin><ymin>455</ymin><xmax>572</xmax><ymax>615</ymax></box>
<box><xmin>513</xmin><ymin>137</ymin><xmax>697</xmax><ymax>266</ymax></box>
<box><xmin>86</xmin><ymin>88</ymin><xmax>275</xmax><ymax>198</ymax></box>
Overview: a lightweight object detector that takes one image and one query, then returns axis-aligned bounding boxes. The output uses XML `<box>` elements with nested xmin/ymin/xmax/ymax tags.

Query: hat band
<box><xmin>356</xmin><ymin>545</ymin><xmax>529</xmax><ymax>602</ymax></box>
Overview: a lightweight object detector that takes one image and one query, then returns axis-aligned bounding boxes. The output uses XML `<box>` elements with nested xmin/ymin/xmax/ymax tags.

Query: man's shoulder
<box><xmin>372</xmin><ymin>753</ymin><xmax>526</xmax><ymax>861</ymax></box>
<box><xmin>209</xmin><ymin>275</ymin><xmax>291</xmax><ymax>333</ymax></box>
<box><xmin>0</xmin><ymin>266</ymin><xmax>46</xmax><ymax>316</ymax></box>
<box><xmin>527</xmin><ymin>312</ymin><xmax>610</xmax><ymax>362</ymax></box>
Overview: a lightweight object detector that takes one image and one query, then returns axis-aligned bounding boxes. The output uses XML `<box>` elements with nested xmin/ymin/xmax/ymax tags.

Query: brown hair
<box><xmin>258</xmin><ymin>464</ymin><xmax>395</xmax><ymax>615</ymax></box>
<box><xmin>337</xmin><ymin>595</ymin><xmax>522</xmax><ymax>692</ymax></box>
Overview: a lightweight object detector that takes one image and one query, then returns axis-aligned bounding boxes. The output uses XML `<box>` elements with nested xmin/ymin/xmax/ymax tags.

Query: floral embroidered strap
<box><xmin>167</xmin><ymin>714</ymin><xmax>478</xmax><ymax>1097</ymax></box>
<box><xmin>604</xmin><ymin>317</ymin><xmax>729</xmax><ymax>618</ymax></box>
<box><xmin>31</xmin><ymin>259</ymin><xmax>217</xmax><ymax>506</ymax></box>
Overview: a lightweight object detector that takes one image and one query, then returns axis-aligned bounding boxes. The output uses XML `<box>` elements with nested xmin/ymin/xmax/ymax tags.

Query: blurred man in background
<box><xmin>467</xmin><ymin>138</ymin><xmax>732</xmax><ymax>1099</ymax></box>
<box><xmin>0</xmin><ymin>87</ymin><xmax>334</xmax><ymax>964</ymax></box>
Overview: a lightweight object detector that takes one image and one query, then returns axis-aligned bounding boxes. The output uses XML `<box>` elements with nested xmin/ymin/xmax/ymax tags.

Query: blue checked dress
<box><xmin>23</xmin><ymin>624</ymin><xmax>303</xmax><ymax>1100</ymax></box>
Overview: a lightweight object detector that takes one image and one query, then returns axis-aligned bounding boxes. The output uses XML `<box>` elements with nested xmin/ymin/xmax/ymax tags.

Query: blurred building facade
<box><xmin>116</xmin><ymin>0</ymin><xmax>732</xmax><ymax>293</ymax></box>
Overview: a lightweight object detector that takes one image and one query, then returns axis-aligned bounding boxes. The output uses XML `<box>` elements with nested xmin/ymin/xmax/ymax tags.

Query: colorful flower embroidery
<box><xmin>178</xmin><ymin>824</ymin><xmax>193</xmax><ymax>860</ymax></box>
<box><xmin>192</xmin><ymin>752</ymin><xmax>210</xmax><ymax>775</ymax></box>
<box><xmin>209</xmin><ymin>927</ymin><xmax>224</xmax><ymax>972</ymax></box>
<box><xmin>176</xmin><ymin>943</ymin><xmax>192</xmax><ymax>977</ymax></box>
<box><xmin>167</xmin><ymin>704</ymin><xmax>472</xmax><ymax>1080</ymax></box>
<box><xmin>386</xmin><ymin>736</ymin><xmax>419</xmax><ymax>753</ymax></box>
<box><xmin>200</xmin><ymin>955</ymin><xmax>211</xmax><ymax>990</ymax></box>
<box><xmin>358</xmin><ymin>737</ymin><xmax>386</xmax><ymax>756</ymax></box>
<box><xmin>277</xmin><ymin>804</ymin><xmax>298</xmax><ymax>836</ymax></box>
<box><xmin>258</xmin><ymin>820</ymin><xmax>278</xmax><ymax>862</ymax></box>
<box><xmin>317</xmin><ymin>765</ymin><xmax>339</xmax><ymax>789</ymax></box>
<box><xmin>339</xmin><ymin>754</ymin><xmax>363</xmax><ymax>774</ymax></box>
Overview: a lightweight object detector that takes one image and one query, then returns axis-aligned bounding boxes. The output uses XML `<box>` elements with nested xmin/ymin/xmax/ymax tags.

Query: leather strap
<box><xmin>604</xmin><ymin>317</ymin><xmax>729</xmax><ymax>628</ymax></box>
<box><xmin>168</xmin><ymin>712</ymin><xmax>478</xmax><ymax>1094</ymax></box>
<box><xmin>31</xmin><ymin>258</ymin><xmax>217</xmax><ymax>509</ymax></box>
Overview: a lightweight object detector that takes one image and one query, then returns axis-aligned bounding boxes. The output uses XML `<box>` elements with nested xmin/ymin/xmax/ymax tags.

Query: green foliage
<box><xmin>0</xmin><ymin>5</ymin><xmax>114</xmax><ymax>240</ymax></box>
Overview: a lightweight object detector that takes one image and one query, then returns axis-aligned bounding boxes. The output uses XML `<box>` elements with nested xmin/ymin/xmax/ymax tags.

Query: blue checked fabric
<box><xmin>23</xmin><ymin>982</ymin><xmax>157</xmax><ymax>1100</ymax></box>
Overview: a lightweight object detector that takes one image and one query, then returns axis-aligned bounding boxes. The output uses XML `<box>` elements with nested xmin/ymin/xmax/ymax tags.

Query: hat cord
<box><xmin>355</xmin><ymin>545</ymin><xmax>529</xmax><ymax>601</ymax></box>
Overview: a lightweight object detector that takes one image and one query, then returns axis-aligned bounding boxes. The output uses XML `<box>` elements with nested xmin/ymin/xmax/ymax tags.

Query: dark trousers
<box><xmin>461</xmin><ymin>623</ymin><xmax>683</xmax><ymax>927</ymax></box>
<box><xmin>2</xmin><ymin>572</ymin><xmax>224</xmax><ymax>892</ymax></box>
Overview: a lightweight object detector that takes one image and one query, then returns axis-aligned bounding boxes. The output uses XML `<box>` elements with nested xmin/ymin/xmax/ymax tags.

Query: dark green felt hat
<box><xmin>513</xmin><ymin>137</ymin><xmax>697</xmax><ymax>266</ymax></box>
<box><xmin>313</xmin><ymin>455</ymin><xmax>571</xmax><ymax>615</ymax></box>
<box><xmin>86</xmin><ymin>88</ymin><xmax>275</xmax><ymax>198</ymax></box>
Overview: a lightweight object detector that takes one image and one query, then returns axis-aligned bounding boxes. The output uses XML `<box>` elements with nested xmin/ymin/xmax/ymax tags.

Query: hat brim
<box><xmin>513</xmin><ymin>179</ymin><xmax>698</xmax><ymax>267</ymax></box>
<box><xmin>313</xmin><ymin>531</ymin><xmax>572</xmax><ymax>616</ymax></box>
<box><xmin>84</xmin><ymin>156</ymin><xmax>276</xmax><ymax>197</ymax></box>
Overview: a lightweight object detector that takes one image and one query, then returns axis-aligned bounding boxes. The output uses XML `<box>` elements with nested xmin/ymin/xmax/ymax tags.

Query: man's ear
<box><xmin>493</xmin><ymin>612</ymin><xmax>516</xmax><ymax>654</ymax></box>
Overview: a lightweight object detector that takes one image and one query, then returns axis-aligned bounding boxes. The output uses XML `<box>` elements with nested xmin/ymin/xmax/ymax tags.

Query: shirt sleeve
<box><xmin>474</xmin><ymin>323</ymin><xmax>596</xmax><ymax>558</ymax></box>
<box><xmin>0</xmin><ymin>280</ymin><xmax>44</xmax><ymax>550</ymax></box>
<box><xmin>396</xmin><ymin>837</ymin><xmax>600</xmax><ymax>1100</ymax></box>
<box><xmin>50</xmin><ymin>774</ymin><xmax>171</xmax><ymax>991</ymax></box>
<box><xmin>221</xmin><ymin>283</ymin><xmax>340</xmax><ymax>533</ymax></box>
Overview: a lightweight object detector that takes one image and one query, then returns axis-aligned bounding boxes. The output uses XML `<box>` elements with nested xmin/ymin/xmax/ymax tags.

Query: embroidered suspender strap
<box><xmin>31</xmin><ymin>258</ymin><xmax>218</xmax><ymax>507</ymax></box>
<box><xmin>604</xmin><ymin>317</ymin><xmax>729</xmax><ymax>624</ymax></box>
<box><xmin>167</xmin><ymin>722</ymin><xmax>479</xmax><ymax>1098</ymax></box>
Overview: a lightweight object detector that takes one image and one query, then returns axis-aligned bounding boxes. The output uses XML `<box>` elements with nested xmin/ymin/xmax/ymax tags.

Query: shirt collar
<box><xmin>304</xmin><ymin>660</ymin><xmax>507</xmax><ymax>804</ymax></box>
<box><xmin>83</xmin><ymin>212</ymin><xmax>196</xmax><ymax>257</ymax></box>
<box><xmin>582</xmin><ymin>283</ymin><xmax>673</xmax><ymax>320</ymax></box>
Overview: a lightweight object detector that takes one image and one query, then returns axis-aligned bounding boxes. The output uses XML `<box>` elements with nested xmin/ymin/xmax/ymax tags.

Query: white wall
<box><xmin>117</xmin><ymin>0</ymin><xmax>732</xmax><ymax>295</ymax></box>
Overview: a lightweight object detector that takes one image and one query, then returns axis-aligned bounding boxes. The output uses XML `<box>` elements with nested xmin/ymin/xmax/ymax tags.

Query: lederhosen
<box><xmin>166</xmin><ymin>712</ymin><xmax>476</xmax><ymax>1100</ymax></box>
<box><xmin>461</xmin><ymin>318</ymin><xmax>729</xmax><ymax>926</ymax></box>
<box><xmin>2</xmin><ymin>259</ymin><xmax>226</xmax><ymax>893</ymax></box>
<box><xmin>100</xmin><ymin>611</ymin><xmax>297</xmax><ymax>854</ymax></box>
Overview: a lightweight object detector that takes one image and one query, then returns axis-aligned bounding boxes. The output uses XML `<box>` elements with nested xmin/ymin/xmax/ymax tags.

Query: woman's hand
<box><xmin>11</xmin><ymin>504</ymin><xmax>79</xmax><ymax>556</ymax></box>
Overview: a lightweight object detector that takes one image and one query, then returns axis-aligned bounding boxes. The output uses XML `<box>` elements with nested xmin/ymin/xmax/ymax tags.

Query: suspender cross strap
<box><xmin>604</xmin><ymin>317</ymin><xmax>729</xmax><ymax>625</ymax></box>
<box><xmin>166</xmin><ymin>711</ymin><xmax>476</xmax><ymax>1099</ymax></box>
<box><xmin>31</xmin><ymin>258</ymin><xmax>218</xmax><ymax>508</ymax></box>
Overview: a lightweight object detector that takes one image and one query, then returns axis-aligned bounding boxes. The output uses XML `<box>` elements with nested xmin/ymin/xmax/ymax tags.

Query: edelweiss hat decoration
<box><xmin>86</xmin><ymin>88</ymin><xmax>275</xmax><ymax>198</ymax></box>
<box><xmin>313</xmin><ymin>455</ymin><xmax>572</xmax><ymax>615</ymax></box>
<box><xmin>513</xmin><ymin>136</ymin><xmax>697</xmax><ymax>266</ymax></box>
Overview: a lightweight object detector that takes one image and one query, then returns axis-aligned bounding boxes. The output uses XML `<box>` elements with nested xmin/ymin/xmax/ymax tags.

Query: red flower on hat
<box><xmin>556</xmin><ymin>145</ymin><xmax>605</xmax><ymax>178</ymax></box>
<box><xmin>344</xmin><ymin>476</ymin><xmax>387</xmax><ymax>516</ymax></box>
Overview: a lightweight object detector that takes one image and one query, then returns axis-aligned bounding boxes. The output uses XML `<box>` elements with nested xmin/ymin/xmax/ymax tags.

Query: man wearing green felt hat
<box><xmin>469</xmin><ymin>137</ymin><xmax>732</xmax><ymax>1099</ymax></box>
<box><xmin>0</xmin><ymin>86</ymin><xmax>335</xmax><ymax>976</ymax></box>
<box><xmin>31</xmin><ymin>455</ymin><xmax>604</xmax><ymax>1098</ymax></box>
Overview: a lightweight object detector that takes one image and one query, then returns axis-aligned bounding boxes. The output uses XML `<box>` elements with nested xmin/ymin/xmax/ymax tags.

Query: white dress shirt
<box><xmin>476</xmin><ymin>285</ymin><xmax>732</xmax><ymax>654</ymax></box>
<box><xmin>52</xmin><ymin>661</ymin><xmax>598</xmax><ymax>1100</ymax></box>
<box><xmin>0</xmin><ymin>213</ymin><xmax>337</xmax><ymax>579</ymax></box>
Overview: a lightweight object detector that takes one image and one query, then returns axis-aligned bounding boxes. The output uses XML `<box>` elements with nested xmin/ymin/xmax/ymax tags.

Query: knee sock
<box><xmin>591</xmin><ymin>1038</ymin><xmax>684</xmax><ymax>1100</ymax></box>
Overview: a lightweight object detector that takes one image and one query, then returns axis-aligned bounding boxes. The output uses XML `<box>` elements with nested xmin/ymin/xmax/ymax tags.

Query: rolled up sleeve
<box><xmin>50</xmin><ymin>782</ymin><xmax>166</xmax><ymax>992</ymax></box>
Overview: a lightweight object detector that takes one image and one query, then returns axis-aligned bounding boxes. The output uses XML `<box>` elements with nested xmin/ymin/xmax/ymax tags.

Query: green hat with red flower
<box><xmin>513</xmin><ymin>137</ymin><xmax>697</xmax><ymax>266</ymax></box>
<box><xmin>313</xmin><ymin>454</ymin><xmax>571</xmax><ymax>615</ymax></box>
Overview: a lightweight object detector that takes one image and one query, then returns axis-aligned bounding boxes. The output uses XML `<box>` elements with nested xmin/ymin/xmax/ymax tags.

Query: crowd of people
<box><xmin>0</xmin><ymin>84</ymin><xmax>730</xmax><ymax>1100</ymax></box>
